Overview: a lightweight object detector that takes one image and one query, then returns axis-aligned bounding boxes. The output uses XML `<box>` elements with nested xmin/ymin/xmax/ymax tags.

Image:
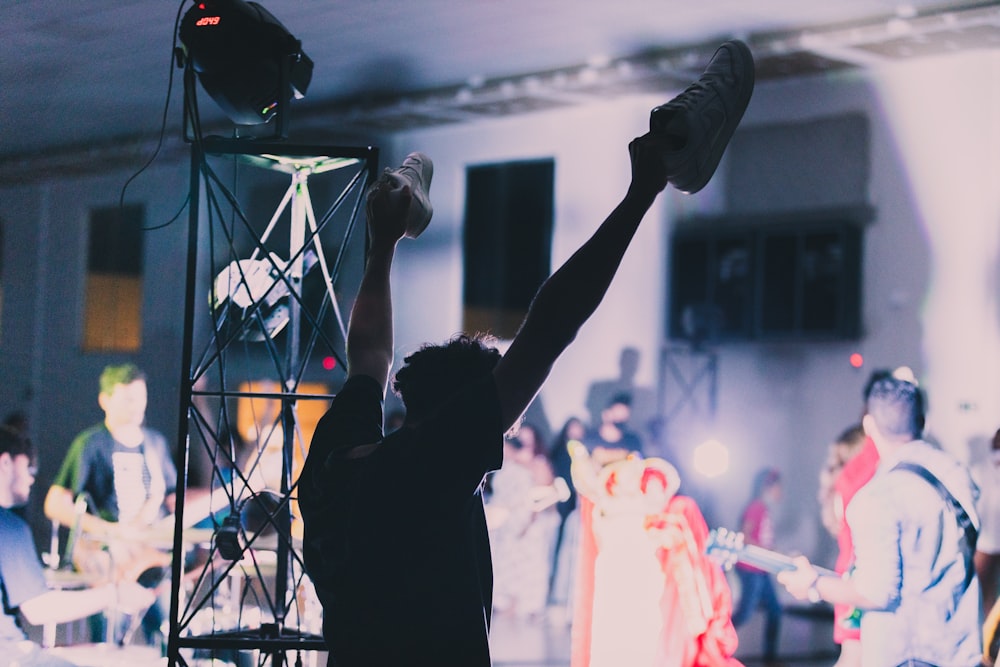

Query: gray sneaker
<box><xmin>380</xmin><ymin>152</ymin><xmax>434</xmax><ymax>238</ymax></box>
<box><xmin>649</xmin><ymin>40</ymin><xmax>754</xmax><ymax>194</ymax></box>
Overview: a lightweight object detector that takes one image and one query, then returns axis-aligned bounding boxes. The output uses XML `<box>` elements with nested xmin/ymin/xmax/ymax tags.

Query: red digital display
<box><xmin>196</xmin><ymin>16</ymin><xmax>221</xmax><ymax>26</ymax></box>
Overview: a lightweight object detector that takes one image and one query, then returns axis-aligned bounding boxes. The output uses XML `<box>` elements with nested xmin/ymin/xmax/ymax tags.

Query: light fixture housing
<box><xmin>179</xmin><ymin>0</ymin><xmax>313</xmax><ymax>127</ymax></box>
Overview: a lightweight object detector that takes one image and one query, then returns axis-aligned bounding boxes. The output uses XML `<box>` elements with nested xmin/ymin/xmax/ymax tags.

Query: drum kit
<box><xmin>42</xmin><ymin>477</ymin><xmax>325</xmax><ymax>665</ymax></box>
<box><xmin>43</xmin><ymin>522</ymin><xmax>219</xmax><ymax>655</ymax></box>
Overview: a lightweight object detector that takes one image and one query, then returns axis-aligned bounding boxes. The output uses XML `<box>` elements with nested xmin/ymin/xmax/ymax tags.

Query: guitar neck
<box><xmin>734</xmin><ymin>543</ymin><xmax>837</xmax><ymax>578</ymax></box>
<box><xmin>706</xmin><ymin>528</ymin><xmax>837</xmax><ymax>578</ymax></box>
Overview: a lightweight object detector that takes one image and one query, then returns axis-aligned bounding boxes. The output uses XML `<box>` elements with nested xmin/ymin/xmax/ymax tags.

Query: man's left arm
<box><xmin>344</xmin><ymin>181</ymin><xmax>410</xmax><ymax>392</ymax></box>
<box><xmin>779</xmin><ymin>557</ymin><xmax>879</xmax><ymax>609</ymax></box>
<box><xmin>780</xmin><ymin>487</ymin><xmax>898</xmax><ymax>611</ymax></box>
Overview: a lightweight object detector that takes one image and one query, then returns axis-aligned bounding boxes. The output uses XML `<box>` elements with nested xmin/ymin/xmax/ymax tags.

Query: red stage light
<box><xmin>322</xmin><ymin>356</ymin><xmax>336</xmax><ymax>371</ymax></box>
<box><xmin>849</xmin><ymin>352</ymin><xmax>864</xmax><ymax>368</ymax></box>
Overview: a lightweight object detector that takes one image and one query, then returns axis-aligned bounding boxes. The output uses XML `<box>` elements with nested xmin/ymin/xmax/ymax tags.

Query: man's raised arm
<box><xmin>492</xmin><ymin>40</ymin><xmax>754</xmax><ymax>431</ymax></box>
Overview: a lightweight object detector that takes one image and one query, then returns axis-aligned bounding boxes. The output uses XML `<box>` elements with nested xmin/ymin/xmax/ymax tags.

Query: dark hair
<box><xmin>608</xmin><ymin>392</ymin><xmax>632</xmax><ymax>409</ymax></box>
<box><xmin>100</xmin><ymin>363</ymin><xmax>146</xmax><ymax>395</ymax></box>
<box><xmin>752</xmin><ymin>467</ymin><xmax>781</xmax><ymax>499</ymax></box>
<box><xmin>391</xmin><ymin>333</ymin><xmax>501</xmax><ymax>421</ymax></box>
<box><xmin>0</xmin><ymin>425</ymin><xmax>34</xmax><ymax>463</ymax></box>
<box><xmin>548</xmin><ymin>416</ymin><xmax>584</xmax><ymax>463</ymax></box>
<box><xmin>835</xmin><ymin>423</ymin><xmax>866</xmax><ymax>447</ymax></box>
<box><xmin>514</xmin><ymin>423</ymin><xmax>544</xmax><ymax>457</ymax></box>
<box><xmin>866</xmin><ymin>376</ymin><xmax>925</xmax><ymax>441</ymax></box>
<box><xmin>862</xmin><ymin>368</ymin><xmax>894</xmax><ymax>402</ymax></box>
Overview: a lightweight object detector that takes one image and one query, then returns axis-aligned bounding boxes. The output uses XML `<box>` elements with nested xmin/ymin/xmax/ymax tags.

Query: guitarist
<box><xmin>44</xmin><ymin>363</ymin><xmax>177</xmax><ymax>648</ymax></box>
<box><xmin>778</xmin><ymin>376</ymin><xmax>982</xmax><ymax>667</ymax></box>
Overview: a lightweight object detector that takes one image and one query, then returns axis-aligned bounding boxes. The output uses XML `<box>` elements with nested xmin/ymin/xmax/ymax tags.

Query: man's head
<box><xmin>862</xmin><ymin>368</ymin><xmax>894</xmax><ymax>405</ymax></box>
<box><xmin>601</xmin><ymin>393</ymin><xmax>632</xmax><ymax>428</ymax></box>
<box><xmin>0</xmin><ymin>425</ymin><xmax>35</xmax><ymax>507</ymax></box>
<box><xmin>391</xmin><ymin>334</ymin><xmax>501</xmax><ymax>422</ymax></box>
<box><xmin>98</xmin><ymin>363</ymin><xmax>148</xmax><ymax>430</ymax></box>
<box><xmin>863</xmin><ymin>376</ymin><xmax>925</xmax><ymax>448</ymax></box>
<box><xmin>618</xmin><ymin>347</ymin><xmax>640</xmax><ymax>382</ymax></box>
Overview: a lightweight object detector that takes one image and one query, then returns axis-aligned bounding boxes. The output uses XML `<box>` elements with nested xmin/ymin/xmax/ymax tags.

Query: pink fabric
<box><xmin>570</xmin><ymin>496</ymin><xmax>597</xmax><ymax>667</ymax></box>
<box><xmin>653</xmin><ymin>496</ymin><xmax>743</xmax><ymax>667</ymax></box>
<box><xmin>570</xmin><ymin>494</ymin><xmax>742</xmax><ymax>667</ymax></box>
<box><xmin>735</xmin><ymin>499</ymin><xmax>772</xmax><ymax>574</ymax></box>
<box><xmin>831</xmin><ymin>436</ymin><xmax>880</xmax><ymax>643</ymax></box>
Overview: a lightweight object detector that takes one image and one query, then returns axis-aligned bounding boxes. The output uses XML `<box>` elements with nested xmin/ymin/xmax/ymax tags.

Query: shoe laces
<box><xmin>663</xmin><ymin>80</ymin><xmax>710</xmax><ymax>112</ymax></box>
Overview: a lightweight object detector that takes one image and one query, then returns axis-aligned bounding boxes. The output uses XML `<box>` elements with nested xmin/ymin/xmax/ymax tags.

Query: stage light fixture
<box><xmin>179</xmin><ymin>0</ymin><xmax>313</xmax><ymax>128</ymax></box>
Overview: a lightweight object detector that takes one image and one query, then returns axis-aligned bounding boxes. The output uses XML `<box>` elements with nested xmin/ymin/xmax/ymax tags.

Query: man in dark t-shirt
<box><xmin>44</xmin><ymin>364</ymin><xmax>176</xmax><ymax>646</ymax></box>
<box><xmin>0</xmin><ymin>426</ymin><xmax>153</xmax><ymax>666</ymax></box>
<box><xmin>302</xmin><ymin>373</ymin><xmax>502</xmax><ymax>665</ymax></box>
<box><xmin>299</xmin><ymin>42</ymin><xmax>754</xmax><ymax>667</ymax></box>
<box><xmin>581</xmin><ymin>393</ymin><xmax>644</xmax><ymax>466</ymax></box>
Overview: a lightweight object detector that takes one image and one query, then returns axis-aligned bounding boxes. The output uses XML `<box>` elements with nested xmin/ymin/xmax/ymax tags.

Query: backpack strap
<box><xmin>891</xmin><ymin>461</ymin><xmax>978</xmax><ymax>589</ymax></box>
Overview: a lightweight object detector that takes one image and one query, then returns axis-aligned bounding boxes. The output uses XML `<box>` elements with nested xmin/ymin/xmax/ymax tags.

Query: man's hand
<box><xmin>777</xmin><ymin>555</ymin><xmax>819</xmax><ymax>600</ymax></box>
<box><xmin>366</xmin><ymin>176</ymin><xmax>412</xmax><ymax>247</ymax></box>
<box><xmin>627</xmin><ymin>133</ymin><xmax>670</xmax><ymax>198</ymax></box>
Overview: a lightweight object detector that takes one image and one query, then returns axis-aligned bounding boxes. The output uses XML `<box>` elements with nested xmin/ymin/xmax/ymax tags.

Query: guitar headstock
<box><xmin>705</xmin><ymin>527</ymin><xmax>746</xmax><ymax>570</ymax></box>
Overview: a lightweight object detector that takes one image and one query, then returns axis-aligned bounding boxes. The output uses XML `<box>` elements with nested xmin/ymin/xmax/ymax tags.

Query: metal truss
<box><xmin>166</xmin><ymin>136</ymin><xmax>377</xmax><ymax>666</ymax></box>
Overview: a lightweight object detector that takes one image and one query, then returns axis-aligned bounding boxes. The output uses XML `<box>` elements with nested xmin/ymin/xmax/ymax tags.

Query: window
<box><xmin>668</xmin><ymin>209</ymin><xmax>867</xmax><ymax>343</ymax></box>
<box><xmin>463</xmin><ymin>159</ymin><xmax>554</xmax><ymax>339</ymax></box>
<box><xmin>83</xmin><ymin>204</ymin><xmax>144</xmax><ymax>351</ymax></box>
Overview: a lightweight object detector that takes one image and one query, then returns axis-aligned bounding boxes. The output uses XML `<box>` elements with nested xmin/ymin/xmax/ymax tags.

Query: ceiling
<box><xmin>2</xmin><ymin>0</ymin><xmax>1000</xmax><ymax>178</ymax></box>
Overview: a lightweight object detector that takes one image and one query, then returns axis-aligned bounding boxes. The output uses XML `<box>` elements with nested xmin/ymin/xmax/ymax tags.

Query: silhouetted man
<box><xmin>299</xmin><ymin>40</ymin><xmax>754</xmax><ymax>667</ymax></box>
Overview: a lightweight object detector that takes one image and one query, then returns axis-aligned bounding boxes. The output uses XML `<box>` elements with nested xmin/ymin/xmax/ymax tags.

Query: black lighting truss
<box><xmin>166</xmin><ymin>136</ymin><xmax>378</xmax><ymax>666</ymax></box>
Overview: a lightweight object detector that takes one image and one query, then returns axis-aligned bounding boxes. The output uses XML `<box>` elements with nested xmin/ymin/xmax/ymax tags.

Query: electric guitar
<box><xmin>705</xmin><ymin>527</ymin><xmax>837</xmax><ymax>578</ymax></box>
<box><xmin>704</xmin><ymin>527</ymin><xmax>859</xmax><ymax>626</ymax></box>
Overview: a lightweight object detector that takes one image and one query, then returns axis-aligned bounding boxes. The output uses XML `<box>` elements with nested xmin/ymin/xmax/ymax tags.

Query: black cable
<box><xmin>118</xmin><ymin>0</ymin><xmax>191</xmax><ymax>232</ymax></box>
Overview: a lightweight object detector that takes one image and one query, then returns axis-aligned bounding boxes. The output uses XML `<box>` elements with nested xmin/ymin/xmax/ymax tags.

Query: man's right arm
<box><xmin>20</xmin><ymin>582</ymin><xmax>153</xmax><ymax>627</ymax></box>
<box><xmin>344</xmin><ymin>182</ymin><xmax>411</xmax><ymax>392</ymax></box>
<box><xmin>492</xmin><ymin>134</ymin><xmax>669</xmax><ymax>431</ymax></box>
<box><xmin>43</xmin><ymin>485</ymin><xmax>117</xmax><ymax>540</ymax></box>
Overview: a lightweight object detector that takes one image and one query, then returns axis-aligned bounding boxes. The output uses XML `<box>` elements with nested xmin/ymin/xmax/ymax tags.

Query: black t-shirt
<box><xmin>52</xmin><ymin>424</ymin><xmax>177</xmax><ymax>523</ymax></box>
<box><xmin>299</xmin><ymin>374</ymin><xmax>503</xmax><ymax>667</ymax></box>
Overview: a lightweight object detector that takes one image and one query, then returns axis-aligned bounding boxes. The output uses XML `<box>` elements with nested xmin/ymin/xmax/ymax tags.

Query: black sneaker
<box><xmin>649</xmin><ymin>40</ymin><xmax>754</xmax><ymax>194</ymax></box>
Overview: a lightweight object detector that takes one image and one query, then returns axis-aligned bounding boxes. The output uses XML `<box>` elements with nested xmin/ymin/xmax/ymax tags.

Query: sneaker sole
<box><xmin>680</xmin><ymin>39</ymin><xmax>755</xmax><ymax>194</ymax></box>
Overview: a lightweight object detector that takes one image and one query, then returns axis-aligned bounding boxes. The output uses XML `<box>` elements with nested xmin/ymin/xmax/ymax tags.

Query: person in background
<box><xmin>568</xmin><ymin>443</ymin><xmax>741</xmax><ymax>667</ymax></box>
<box><xmin>582</xmin><ymin>393</ymin><xmax>644</xmax><ymax>465</ymax></box>
<box><xmin>731</xmin><ymin>467</ymin><xmax>783</xmax><ymax>666</ymax></box>
<box><xmin>488</xmin><ymin>423</ymin><xmax>560</xmax><ymax>620</ymax></box>
<box><xmin>817</xmin><ymin>424</ymin><xmax>866</xmax><ymax>541</ymax></box>
<box><xmin>298</xmin><ymin>39</ymin><xmax>755</xmax><ymax>667</ymax></box>
<box><xmin>548</xmin><ymin>416</ymin><xmax>587</xmax><ymax>620</ymax></box>
<box><xmin>972</xmin><ymin>427</ymin><xmax>1000</xmax><ymax>614</ymax></box>
<box><xmin>584</xmin><ymin>346</ymin><xmax>658</xmax><ymax>450</ymax></box>
<box><xmin>821</xmin><ymin>368</ymin><xmax>899</xmax><ymax>667</ymax></box>
<box><xmin>0</xmin><ymin>425</ymin><xmax>153</xmax><ymax>667</ymax></box>
<box><xmin>44</xmin><ymin>363</ymin><xmax>176</xmax><ymax>647</ymax></box>
<box><xmin>779</xmin><ymin>376</ymin><xmax>982</xmax><ymax>667</ymax></box>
